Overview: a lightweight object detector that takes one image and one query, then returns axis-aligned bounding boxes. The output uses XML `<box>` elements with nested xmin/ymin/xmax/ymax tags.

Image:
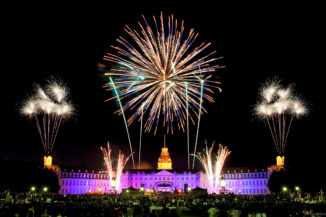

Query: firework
<box><xmin>193</xmin><ymin>141</ymin><xmax>231</xmax><ymax>194</ymax></box>
<box><xmin>186</xmin><ymin>82</ymin><xmax>190</xmax><ymax>170</ymax></box>
<box><xmin>138</xmin><ymin>107</ymin><xmax>143</xmax><ymax>169</ymax></box>
<box><xmin>103</xmin><ymin>12</ymin><xmax>222</xmax><ymax>134</ymax></box>
<box><xmin>192</xmin><ymin>77</ymin><xmax>205</xmax><ymax>169</ymax></box>
<box><xmin>101</xmin><ymin>142</ymin><xmax>132</xmax><ymax>193</ymax></box>
<box><xmin>109</xmin><ymin>77</ymin><xmax>135</xmax><ymax>169</ymax></box>
<box><xmin>21</xmin><ymin>78</ymin><xmax>74</xmax><ymax>154</ymax></box>
<box><xmin>255</xmin><ymin>79</ymin><xmax>307</xmax><ymax>155</ymax></box>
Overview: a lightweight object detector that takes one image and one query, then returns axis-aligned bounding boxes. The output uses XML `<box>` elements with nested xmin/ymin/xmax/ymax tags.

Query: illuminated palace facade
<box><xmin>58</xmin><ymin>142</ymin><xmax>272</xmax><ymax>195</ymax></box>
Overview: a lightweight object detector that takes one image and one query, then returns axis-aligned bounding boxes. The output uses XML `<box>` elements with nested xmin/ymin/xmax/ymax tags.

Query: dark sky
<box><xmin>1</xmin><ymin>3</ymin><xmax>325</xmax><ymax>173</ymax></box>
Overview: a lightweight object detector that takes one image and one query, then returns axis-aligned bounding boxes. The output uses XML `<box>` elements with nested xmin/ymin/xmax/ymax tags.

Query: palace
<box><xmin>55</xmin><ymin>141</ymin><xmax>275</xmax><ymax>195</ymax></box>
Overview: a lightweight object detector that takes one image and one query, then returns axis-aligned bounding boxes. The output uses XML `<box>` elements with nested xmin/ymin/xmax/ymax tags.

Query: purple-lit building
<box><xmin>58</xmin><ymin>144</ymin><xmax>271</xmax><ymax>195</ymax></box>
<box><xmin>59</xmin><ymin>168</ymin><xmax>270</xmax><ymax>195</ymax></box>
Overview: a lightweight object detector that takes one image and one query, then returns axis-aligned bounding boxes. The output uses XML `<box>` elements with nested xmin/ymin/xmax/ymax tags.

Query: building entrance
<box><xmin>155</xmin><ymin>182</ymin><xmax>174</xmax><ymax>193</ymax></box>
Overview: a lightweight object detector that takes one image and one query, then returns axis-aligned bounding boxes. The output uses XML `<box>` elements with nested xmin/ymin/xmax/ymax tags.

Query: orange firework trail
<box><xmin>101</xmin><ymin>142</ymin><xmax>132</xmax><ymax>193</ymax></box>
<box><xmin>193</xmin><ymin>141</ymin><xmax>231</xmax><ymax>194</ymax></box>
<box><xmin>104</xmin><ymin>12</ymin><xmax>222</xmax><ymax>134</ymax></box>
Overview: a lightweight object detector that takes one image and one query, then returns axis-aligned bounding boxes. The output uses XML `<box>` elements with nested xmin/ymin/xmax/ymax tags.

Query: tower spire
<box><xmin>164</xmin><ymin>134</ymin><xmax>166</xmax><ymax>148</ymax></box>
<box><xmin>157</xmin><ymin>134</ymin><xmax>172</xmax><ymax>170</ymax></box>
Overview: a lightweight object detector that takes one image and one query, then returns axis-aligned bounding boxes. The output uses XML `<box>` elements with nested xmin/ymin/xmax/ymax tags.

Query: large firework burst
<box><xmin>255</xmin><ymin>78</ymin><xmax>307</xmax><ymax>154</ymax></box>
<box><xmin>21</xmin><ymin>78</ymin><xmax>74</xmax><ymax>154</ymax></box>
<box><xmin>104</xmin><ymin>13</ymin><xmax>222</xmax><ymax>134</ymax></box>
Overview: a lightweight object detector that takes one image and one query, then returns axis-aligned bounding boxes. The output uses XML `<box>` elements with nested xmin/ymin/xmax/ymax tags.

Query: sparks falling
<box><xmin>103</xmin><ymin>12</ymin><xmax>222</xmax><ymax>134</ymax></box>
<box><xmin>101</xmin><ymin>142</ymin><xmax>132</xmax><ymax>193</ymax></box>
<box><xmin>255</xmin><ymin>79</ymin><xmax>307</xmax><ymax>155</ymax></box>
<box><xmin>194</xmin><ymin>141</ymin><xmax>231</xmax><ymax>194</ymax></box>
<box><xmin>21</xmin><ymin>78</ymin><xmax>74</xmax><ymax>154</ymax></box>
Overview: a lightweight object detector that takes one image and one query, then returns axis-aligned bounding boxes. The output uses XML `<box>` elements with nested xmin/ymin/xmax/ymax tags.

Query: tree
<box><xmin>0</xmin><ymin>160</ymin><xmax>60</xmax><ymax>193</ymax></box>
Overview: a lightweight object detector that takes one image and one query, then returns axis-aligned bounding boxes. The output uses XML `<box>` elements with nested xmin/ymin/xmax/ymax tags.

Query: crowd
<box><xmin>0</xmin><ymin>191</ymin><xmax>325</xmax><ymax>217</ymax></box>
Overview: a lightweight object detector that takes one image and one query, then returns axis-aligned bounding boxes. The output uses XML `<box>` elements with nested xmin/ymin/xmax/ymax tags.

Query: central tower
<box><xmin>157</xmin><ymin>135</ymin><xmax>172</xmax><ymax>170</ymax></box>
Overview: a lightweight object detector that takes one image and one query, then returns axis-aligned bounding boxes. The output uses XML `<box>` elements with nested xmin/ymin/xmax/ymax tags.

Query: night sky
<box><xmin>2</xmin><ymin>3</ymin><xmax>325</xmax><ymax>174</ymax></box>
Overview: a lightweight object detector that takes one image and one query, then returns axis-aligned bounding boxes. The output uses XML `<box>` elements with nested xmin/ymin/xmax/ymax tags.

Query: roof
<box><xmin>222</xmin><ymin>166</ymin><xmax>268</xmax><ymax>173</ymax></box>
<box><xmin>124</xmin><ymin>169</ymin><xmax>200</xmax><ymax>174</ymax></box>
<box><xmin>59</xmin><ymin>166</ymin><xmax>268</xmax><ymax>174</ymax></box>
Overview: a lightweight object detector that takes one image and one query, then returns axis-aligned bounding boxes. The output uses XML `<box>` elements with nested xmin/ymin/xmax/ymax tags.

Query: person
<box><xmin>150</xmin><ymin>209</ymin><xmax>159</xmax><ymax>217</ymax></box>
<box><xmin>161</xmin><ymin>204</ymin><xmax>170</xmax><ymax>217</ymax></box>
<box><xmin>126</xmin><ymin>206</ymin><xmax>134</xmax><ymax>217</ymax></box>
<box><xmin>170</xmin><ymin>209</ymin><xmax>178</xmax><ymax>217</ymax></box>
<box><xmin>41</xmin><ymin>209</ymin><xmax>48</xmax><ymax>217</ymax></box>
<box><xmin>207</xmin><ymin>206</ymin><xmax>218</xmax><ymax>217</ymax></box>
<box><xmin>175</xmin><ymin>204</ymin><xmax>182</xmax><ymax>217</ymax></box>
<box><xmin>117</xmin><ymin>208</ymin><xmax>123</xmax><ymax>217</ymax></box>
<box><xmin>135</xmin><ymin>206</ymin><xmax>149</xmax><ymax>217</ymax></box>
<box><xmin>26</xmin><ymin>205</ymin><xmax>35</xmax><ymax>217</ymax></box>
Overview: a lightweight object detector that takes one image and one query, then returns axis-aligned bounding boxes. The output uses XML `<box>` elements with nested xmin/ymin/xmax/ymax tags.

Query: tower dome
<box><xmin>157</xmin><ymin>135</ymin><xmax>172</xmax><ymax>170</ymax></box>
